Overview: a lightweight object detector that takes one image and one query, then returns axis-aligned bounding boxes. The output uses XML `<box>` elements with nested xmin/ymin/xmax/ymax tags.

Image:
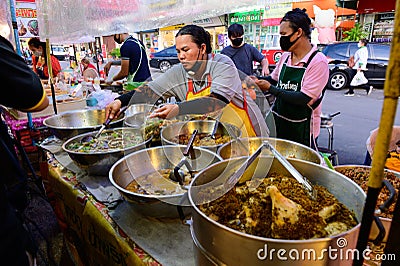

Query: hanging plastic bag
<box><xmin>350</xmin><ymin>71</ymin><xmax>368</xmax><ymax>86</ymax></box>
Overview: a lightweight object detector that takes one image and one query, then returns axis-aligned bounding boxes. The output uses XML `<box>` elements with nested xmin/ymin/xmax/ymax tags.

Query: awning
<box><xmin>357</xmin><ymin>0</ymin><xmax>396</xmax><ymax>14</ymax></box>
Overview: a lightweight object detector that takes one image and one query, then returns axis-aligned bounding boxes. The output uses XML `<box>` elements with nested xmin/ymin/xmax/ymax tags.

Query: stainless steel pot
<box><xmin>188</xmin><ymin>157</ymin><xmax>366</xmax><ymax>266</ymax></box>
<box><xmin>62</xmin><ymin>127</ymin><xmax>151</xmax><ymax>175</ymax></box>
<box><xmin>218</xmin><ymin>137</ymin><xmax>323</xmax><ymax>164</ymax></box>
<box><xmin>44</xmin><ymin>109</ymin><xmax>125</xmax><ymax>140</ymax></box>
<box><xmin>109</xmin><ymin>145</ymin><xmax>222</xmax><ymax>218</ymax></box>
<box><xmin>124</xmin><ymin>103</ymin><xmax>154</xmax><ymax>118</ymax></box>
<box><xmin>161</xmin><ymin>120</ymin><xmax>241</xmax><ymax>152</ymax></box>
<box><xmin>334</xmin><ymin>165</ymin><xmax>399</xmax><ymax>243</ymax></box>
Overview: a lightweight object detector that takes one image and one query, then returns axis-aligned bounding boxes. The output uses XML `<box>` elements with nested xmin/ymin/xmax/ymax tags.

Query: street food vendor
<box><xmin>104</xmin><ymin>33</ymin><xmax>151</xmax><ymax>84</ymax></box>
<box><xmin>251</xmin><ymin>8</ymin><xmax>329</xmax><ymax>146</ymax></box>
<box><xmin>28</xmin><ymin>37</ymin><xmax>61</xmax><ymax>79</ymax></box>
<box><xmin>106</xmin><ymin>25</ymin><xmax>269</xmax><ymax>137</ymax></box>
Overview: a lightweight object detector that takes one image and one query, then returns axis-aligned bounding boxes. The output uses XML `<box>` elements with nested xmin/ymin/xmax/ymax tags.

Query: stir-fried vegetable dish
<box><xmin>67</xmin><ymin>129</ymin><xmax>144</xmax><ymax>153</ymax></box>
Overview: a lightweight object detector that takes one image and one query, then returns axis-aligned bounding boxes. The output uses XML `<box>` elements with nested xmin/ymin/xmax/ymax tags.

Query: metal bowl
<box><xmin>161</xmin><ymin>120</ymin><xmax>241</xmax><ymax>152</ymax></box>
<box><xmin>44</xmin><ymin>109</ymin><xmax>125</xmax><ymax>140</ymax></box>
<box><xmin>218</xmin><ymin>137</ymin><xmax>323</xmax><ymax>164</ymax></box>
<box><xmin>124</xmin><ymin>103</ymin><xmax>155</xmax><ymax>118</ymax></box>
<box><xmin>334</xmin><ymin>165</ymin><xmax>400</xmax><ymax>243</ymax></box>
<box><xmin>109</xmin><ymin>145</ymin><xmax>222</xmax><ymax>218</ymax></box>
<box><xmin>62</xmin><ymin>127</ymin><xmax>151</xmax><ymax>175</ymax></box>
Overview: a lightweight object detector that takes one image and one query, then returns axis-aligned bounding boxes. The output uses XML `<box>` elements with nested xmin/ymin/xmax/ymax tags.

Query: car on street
<box><xmin>51</xmin><ymin>45</ymin><xmax>68</xmax><ymax>61</ymax></box>
<box><xmin>149</xmin><ymin>45</ymin><xmax>180</xmax><ymax>72</ymax></box>
<box><xmin>322</xmin><ymin>42</ymin><xmax>391</xmax><ymax>90</ymax></box>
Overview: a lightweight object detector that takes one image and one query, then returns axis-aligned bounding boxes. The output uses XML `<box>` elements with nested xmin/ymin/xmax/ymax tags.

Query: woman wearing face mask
<box><xmin>251</xmin><ymin>8</ymin><xmax>329</xmax><ymax>147</ymax></box>
<box><xmin>27</xmin><ymin>38</ymin><xmax>61</xmax><ymax>79</ymax></box>
<box><xmin>105</xmin><ymin>25</ymin><xmax>269</xmax><ymax>137</ymax></box>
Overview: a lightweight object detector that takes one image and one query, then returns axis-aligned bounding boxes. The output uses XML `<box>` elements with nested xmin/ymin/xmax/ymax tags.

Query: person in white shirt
<box><xmin>345</xmin><ymin>38</ymin><xmax>373</xmax><ymax>96</ymax></box>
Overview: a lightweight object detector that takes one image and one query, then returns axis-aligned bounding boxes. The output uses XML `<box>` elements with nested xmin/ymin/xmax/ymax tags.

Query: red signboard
<box><xmin>357</xmin><ymin>0</ymin><xmax>395</xmax><ymax>14</ymax></box>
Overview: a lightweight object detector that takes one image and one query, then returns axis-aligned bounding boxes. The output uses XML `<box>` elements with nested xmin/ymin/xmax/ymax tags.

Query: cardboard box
<box><xmin>9</xmin><ymin>98</ymin><xmax>87</xmax><ymax>120</ymax></box>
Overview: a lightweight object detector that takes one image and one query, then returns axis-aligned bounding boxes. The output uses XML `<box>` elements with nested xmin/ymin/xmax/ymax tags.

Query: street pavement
<box><xmin>318</xmin><ymin>87</ymin><xmax>400</xmax><ymax>165</ymax></box>
<box><xmin>61</xmin><ymin>59</ymin><xmax>400</xmax><ymax>165</ymax></box>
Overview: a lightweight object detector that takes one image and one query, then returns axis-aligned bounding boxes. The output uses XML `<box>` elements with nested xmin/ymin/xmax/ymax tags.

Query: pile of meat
<box><xmin>198</xmin><ymin>172</ymin><xmax>357</xmax><ymax>240</ymax></box>
<box><xmin>336</xmin><ymin>167</ymin><xmax>399</xmax><ymax>219</ymax></box>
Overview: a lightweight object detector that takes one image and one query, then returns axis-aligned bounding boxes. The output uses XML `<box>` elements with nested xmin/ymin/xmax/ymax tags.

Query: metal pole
<box><xmin>9</xmin><ymin>0</ymin><xmax>34</xmax><ymax>128</ymax></box>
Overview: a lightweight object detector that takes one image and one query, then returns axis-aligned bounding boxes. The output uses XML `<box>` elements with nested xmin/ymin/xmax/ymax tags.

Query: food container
<box><xmin>109</xmin><ymin>145</ymin><xmax>222</xmax><ymax>218</ymax></box>
<box><xmin>161</xmin><ymin>120</ymin><xmax>241</xmax><ymax>152</ymax></box>
<box><xmin>62</xmin><ymin>127</ymin><xmax>151</xmax><ymax>175</ymax></box>
<box><xmin>218</xmin><ymin>137</ymin><xmax>323</xmax><ymax>164</ymax></box>
<box><xmin>188</xmin><ymin>157</ymin><xmax>366</xmax><ymax>266</ymax></box>
<box><xmin>124</xmin><ymin>103</ymin><xmax>155</xmax><ymax>118</ymax></box>
<box><xmin>44</xmin><ymin>109</ymin><xmax>125</xmax><ymax>140</ymax></box>
<box><xmin>334</xmin><ymin>165</ymin><xmax>399</xmax><ymax>243</ymax></box>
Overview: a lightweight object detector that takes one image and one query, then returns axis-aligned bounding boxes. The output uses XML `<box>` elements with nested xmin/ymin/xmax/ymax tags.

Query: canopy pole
<box><xmin>353</xmin><ymin>0</ymin><xmax>400</xmax><ymax>265</ymax></box>
<box><xmin>45</xmin><ymin>38</ymin><xmax>57</xmax><ymax>114</ymax></box>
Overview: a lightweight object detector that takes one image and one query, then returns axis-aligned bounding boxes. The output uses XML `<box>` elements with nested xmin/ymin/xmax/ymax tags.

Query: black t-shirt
<box><xmin>120</xmin><ymin>36</ymin><xmax>151</xmax><ymax>82</ymax></box>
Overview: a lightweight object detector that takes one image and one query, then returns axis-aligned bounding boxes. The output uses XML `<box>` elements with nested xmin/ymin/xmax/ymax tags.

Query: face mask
<box><xmin>357</xmin><ymin>43</ymin><xmax>362</xmax><ymax>48</ymax></box>
<box><xmin>114</xmin><ymin>34</ymin><xmax>122</xmax><ymax>44</ymax></box>
<box><xmin>280</xmin><ymin>31</ymin><xmax>300</xmax><ymax>51</ymax></box>
<box><xmin>33</xmin><ymin>50</ymin><xmax>42</xmax><ymax>57</ymax></box>
<box><xmin>231</xmin><ymin>37</ymin><xmax>243</xmax><ymax>47</ymax></box>
<box><xmin>186</xmin><ymin>49</ymin><xmax>203</xmax><ymax>75</ymax></box>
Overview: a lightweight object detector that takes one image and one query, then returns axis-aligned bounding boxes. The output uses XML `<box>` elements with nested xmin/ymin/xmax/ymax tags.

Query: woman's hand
<box><xmin>103</xmin><ymin>62</ymin><xmax>112</xmax><ymax>76</ymax></box>
<box><xmin>249</xmin><ymin>76</ymin><xmax>271</xmax><ymax>92</ymax></box>
<box><xmin>105</xmin><ymin>99</ymin><xmax>122</xmax><ymax>120</ymax></box>
<box><xmin>149</xmin><ymin>104</ymin><xmax>179</xmax><ymax>119</ymax></box>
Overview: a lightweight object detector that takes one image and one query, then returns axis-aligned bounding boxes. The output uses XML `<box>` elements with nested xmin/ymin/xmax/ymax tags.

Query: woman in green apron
<box><xmin>253</xmin><ymin>8</ymin><xmax>329</xmax><ymax>147</ymax></box>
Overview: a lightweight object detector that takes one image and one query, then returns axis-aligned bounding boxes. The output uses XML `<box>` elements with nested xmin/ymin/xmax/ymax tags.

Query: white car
<box><xmin>51</xmin><ymin>46</ymin><xmax>68</xmax><ymax>61</ymax></box>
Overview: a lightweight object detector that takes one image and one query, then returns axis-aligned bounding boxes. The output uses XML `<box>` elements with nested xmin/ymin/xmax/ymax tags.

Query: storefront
<box><xmin>192</xmin><ymin>16</ymin><xmax>227</xmax><ymax>53</ymax></box>
<box><xmin>158</xmin><ymin>23</ymin><xmax>185</xmax><ymax>50</ymax></box>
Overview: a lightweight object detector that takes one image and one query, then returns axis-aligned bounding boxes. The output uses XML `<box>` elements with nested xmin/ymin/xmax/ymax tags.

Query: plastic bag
<box><xmin>350</xmin><ymin>71</ymin><xmax>368</xmax><ymax>86</ymax></box>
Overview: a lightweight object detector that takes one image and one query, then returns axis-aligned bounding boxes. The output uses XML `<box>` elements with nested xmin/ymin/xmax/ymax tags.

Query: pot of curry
<box><xmin>188</xmin><ymin>157</ymin><xmax>366</xmax><ymax>266</ymax></box>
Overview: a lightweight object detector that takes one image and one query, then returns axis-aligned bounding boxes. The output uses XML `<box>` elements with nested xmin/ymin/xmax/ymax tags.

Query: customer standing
<box><xmin>252</xmin><ymin>8</ymin><xmax>329</xmax><ymax>147</ymax></box>
<box><xmin>344</xmin><ymin>38</ymin><xmax>372</xmax><ymax>96</ymax></box>
<box><xmin>28</xmin><ymin>37</ymin><xmax>61</xmax><ymax>79</ymax></box>
<box><xmin>1</xmin><ymin>35</ymin><xmax>49</xmax><ymax>266</ymax></box>
<box><xmin>104</xmin><ymin>33</ymin><xmax>151</xmax><ymax>84</ymax></box>
<box><xmin>221</xmin><ymin>23</ymin><xmax>269</xmax><ymax>79</ymax></box>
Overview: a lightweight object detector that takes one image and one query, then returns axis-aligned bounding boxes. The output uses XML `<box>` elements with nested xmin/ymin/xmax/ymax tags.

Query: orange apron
<box><xmin>185</xmin><ymin>74</ymin><xmax>256</xmax><ymax>137</ymax></box>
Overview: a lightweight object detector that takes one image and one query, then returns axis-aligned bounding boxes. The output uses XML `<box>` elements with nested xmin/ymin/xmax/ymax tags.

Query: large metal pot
<box><xmin>62</xmin><ymin>127</ymin><xmax>151</xmax><ymax>175</ymax></box>
<box><xmin>109</xmin><ymin>145</ymin><xmax>222</xmax><ymax>218</ymax></box>
<box><xmin>44</xmin><ymin>109</ymin><xmax>125</xmax><ymax>140</ymax></box>
<box><xmin>161</xmin><ymin>120</ymin><xmax>241</xmax><ymax>152</ymax></box>
<box><xmin>334</xmin><ymin>165</ymin><xmax>399</xmax><ymax>243</ymax></box>
<box><xmin>188</xmin><ymin>157</ymin><xmax>366</xmax><ymax>266</ymax></box>
<box><xmin>218</xmin><ymin>137</ymin><xmax>323</xmax><ymax>164</ymax></box>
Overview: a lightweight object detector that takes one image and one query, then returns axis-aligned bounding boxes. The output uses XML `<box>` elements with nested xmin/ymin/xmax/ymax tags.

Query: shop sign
<box><xmin>263</xmin><ymin>2</ymin><xmax>292</xmax><ymax>19</ymax></box>
<box><xmin>159</xmin><ymin>23</ymin><xmax>185</xmax><ymax>31</ymax></box>
<box><xmin>379</xmin><ymin>13</ymin><xmax>395</xmax><ymax>20</ymax></box>
<box><xmin>229</xmin><ymin>10</ymin><xmax>263</xmax><ymax>24</ymax></box>
<box><xmin>193</xmin><ymin>16</ymin><xmax>225</xmax><ymax>27</ymax></box>
<box><xmin>15</xmin><ymin>0</ymin><xmax>38</xmax><ymax>38</ymax></box>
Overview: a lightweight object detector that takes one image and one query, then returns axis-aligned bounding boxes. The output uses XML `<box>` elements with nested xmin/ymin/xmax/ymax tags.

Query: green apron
<box><xmin>271</xmin><ymin>51</ymin><xmax>320</xmax><ymax>146</ymax></box>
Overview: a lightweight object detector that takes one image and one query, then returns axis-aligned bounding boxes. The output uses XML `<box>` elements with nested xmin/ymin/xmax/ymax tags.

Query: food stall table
<box><xmin>42</xmin><ymin>142</ymin><xmax>195</xmax><ymax>266</ymax></box>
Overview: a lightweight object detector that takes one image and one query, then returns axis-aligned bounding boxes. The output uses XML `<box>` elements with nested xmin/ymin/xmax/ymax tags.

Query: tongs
<box><xmin>81</xmin><ymin>106</ymin><xmax>128</xmax><ymax>143</ymax></box>
<box><xmin>169</xmin><ymin>129</ymin><xmax>198</xmax><ymax>186</ymax></box>
<box><xmin>225</xmin><ymin>141</ymin><xmax>316</xmax><ymax>199</ymax></box>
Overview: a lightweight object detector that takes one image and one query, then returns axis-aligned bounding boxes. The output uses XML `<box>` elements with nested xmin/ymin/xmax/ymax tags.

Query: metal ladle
<box><xmin>80</xmin><ymin>106</ymin><xmax>128</xmax><ymax>143</ymax></box>
<box><xmin>169</xmin><ymin>129</ymin><xmax>198</xmax><ymax>185</ymax></box>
